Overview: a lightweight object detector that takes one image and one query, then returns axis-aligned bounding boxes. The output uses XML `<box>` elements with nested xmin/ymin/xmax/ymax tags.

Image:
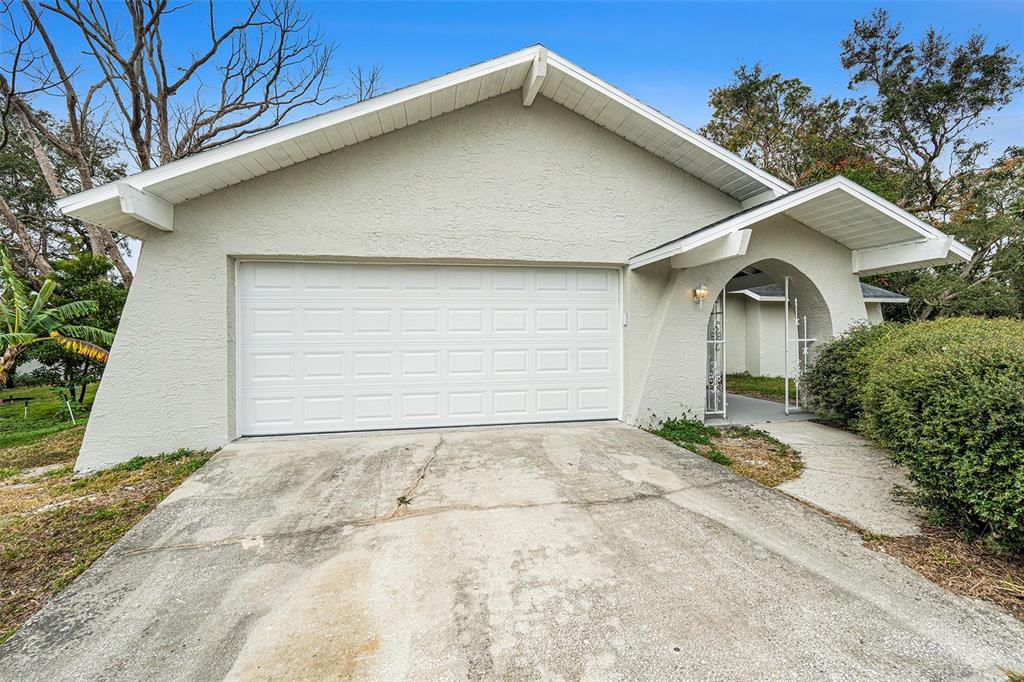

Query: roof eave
<box><xmin>58</xmin><ymin>43</ymin><xmax>793</xmax><ymax>233</ymax></box>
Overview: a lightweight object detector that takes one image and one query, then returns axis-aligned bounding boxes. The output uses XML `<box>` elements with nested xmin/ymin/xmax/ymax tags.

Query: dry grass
<box><xmin>0</xmin><ymin>427</ymin><xmax>211</xmax><ymax>644</ymax></box>
<box><xmin>651</xmin><ymin>418</ymin><xmax>803</xmax><ymax>488</ymax></box>
<box><xmin>711</xmin><ymin>426</ymin><xmax>804</xmax><ymax>487</ymax></box>
<box><xmin>865</xmin><ymin>526</ymin><xmax>1024</xmax><ymax>623</ymax></box>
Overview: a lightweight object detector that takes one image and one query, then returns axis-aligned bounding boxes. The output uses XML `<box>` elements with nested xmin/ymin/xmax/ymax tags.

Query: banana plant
<box><xmin>0</xmin><ymin>246</ymin><xmax>114</xmax><ymax>386</ymax></box>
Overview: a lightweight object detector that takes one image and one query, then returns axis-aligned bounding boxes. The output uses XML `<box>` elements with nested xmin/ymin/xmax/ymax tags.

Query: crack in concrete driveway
<box><xmin>1</xmin><ymin>421</ymin><xmax>1021</xmax><ymax>681</ymax></box>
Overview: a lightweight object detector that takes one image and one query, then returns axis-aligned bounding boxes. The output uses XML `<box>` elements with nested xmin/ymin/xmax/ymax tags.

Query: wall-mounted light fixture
<box><xmin>693</xmin><ymin>283</ymin><xmax>710</xmax><ymax>307</ymax></box>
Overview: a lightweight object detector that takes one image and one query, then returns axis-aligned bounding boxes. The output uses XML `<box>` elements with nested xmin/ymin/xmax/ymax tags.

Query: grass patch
<box><xmin>714</xmin><ymin>425</ymin><xmax>804</xmax><ymax>487</ymax></box>
<box><xmin>726</xmin><ymin>373</ymin><xmax>796</xmax><ymax>403</ymax></box>
<box><xmin>0</xmin><ymin>384</ymin><xmax>97</xmax><ymax>450</ymax></box>
<box><xmin>864</xmin><ymin>525</ymin><xmax>1024</xmax><ymax>624</ymax></box>
<box><xmin>0</xmin><ymin>427</ymin><xmax>212</xmax><ymax>645</ymax></box>
<box><xmin>650</xmin><ymin>417</ymin><xmax>803</xmax><ymax>487</ymax></box>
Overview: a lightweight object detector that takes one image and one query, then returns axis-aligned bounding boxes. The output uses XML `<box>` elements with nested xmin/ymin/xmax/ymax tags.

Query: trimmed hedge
<box><xmin>802</xmin><ymin>322</ymin><xmax>896</xmax><ymax>428</ymax></box>
<box><xmin>859</xmin><ymin>318</ymin><xmax>1024</xmax><ymax>550</ymax></box>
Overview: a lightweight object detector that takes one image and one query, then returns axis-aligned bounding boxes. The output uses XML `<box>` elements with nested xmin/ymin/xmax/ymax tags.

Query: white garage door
<box><xmin>237</xmin><ymin>262</ymin><xmax>621</xmax><ymax>436</ymax></box>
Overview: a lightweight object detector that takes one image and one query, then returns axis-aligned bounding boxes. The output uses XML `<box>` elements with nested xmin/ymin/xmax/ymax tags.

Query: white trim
<box><xmin>58</xmin><ymin>44</ymin><xmax>792</xmax><ymax>226</ymax></box>
<box><xmin>730</xmin><ymin>288</ymin><xmax>910</xmax><ymax>304</ymax></box>
<box><xmin>629</xmin><ymin>176</ymin><xmax>973</xmax><ymax>271</ymax></box>
<box><xmin>852</xmin><ymin>237</ymin><xmax>952</xmax><ymax>276</ymax></box>
<box><xmin>863</xmin><ymin>296</ymin><xmax>910</xmax><ymax>303</ymax></box>
<box><xmin>669</xmin><ymin>229</ymin><xmax>751</xmax><ymax>269</ymax></box>
<box><xmin>617</xmin><ymin>264</ymin><xmax>626</xmax><ymax>422</ymax></box>
<box><xmin>58</xmin><ymin>45</ymin><xmax>544</xmax><ymax>212</ymax></box>
<box><xmin>116</xmin><ymin>183</ymin><xmax>173</xmax><ymax>231</ymax></box>
<box><xmin>740</xmin><ymin>189</ymin><xmax>777</xmax><ymax>210</ymax></box>
<box><xmin>522</xmin><ymin>47</ymin><xmax>548</xmax><ymax>106</ymax></box>
<box><xmin>547</xmin><ymin>52</ymin><xmax>792</xmax><ymax>198</ymax></box>
<box><xmin>729</xmin><ymin>289</ymin><xmax>786</xmax><ymax>302</ymax></box>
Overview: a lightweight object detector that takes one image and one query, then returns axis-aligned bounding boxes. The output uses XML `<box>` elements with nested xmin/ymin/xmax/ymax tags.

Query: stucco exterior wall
<box><xmin>866</xmin><ymin>301</ymin><xmax>884</xmax><ymax>323</ymax></box>
<box><xmin>77</xmin><ymin>93</ymin><xmax>741</xmax><ymax>470</ymax></box>
<box><xmin>626</xmin><ymin>215</ymin><xmax>870</xmax><ymax>426</ymax></box>
<box><xmin>727</xmin><ymin>297</ymin><xmax>798</xmax><ymax>378</ymax></box>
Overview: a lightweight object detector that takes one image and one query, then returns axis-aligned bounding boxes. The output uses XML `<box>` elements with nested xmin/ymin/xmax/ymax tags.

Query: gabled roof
<box><xmin>732</xmin><ymin>282</ymin><xmax>910</xmax><ymax>303</ymax></box>
<box><xmin>57</xmin><ymin>44</ymin><xmax>791</xmax><ymax>237</ymax></box>
<box><xmin>628</xmin><ymin>176</ymin><xmax>973</xmax><ymax>274</ymax></box>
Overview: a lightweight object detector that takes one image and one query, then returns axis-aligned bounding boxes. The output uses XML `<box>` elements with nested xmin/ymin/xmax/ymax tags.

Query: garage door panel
<box><xmin>238</xmin><ymin>263</ymin><xmax>620</xmax><ymax>436</ymax></box>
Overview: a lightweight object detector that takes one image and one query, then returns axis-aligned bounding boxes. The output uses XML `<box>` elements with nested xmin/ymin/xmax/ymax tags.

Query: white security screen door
<box><xmin>237</xmin><ymin>262</ymin><xmax>621</xmax><ymax>436</ymax></box>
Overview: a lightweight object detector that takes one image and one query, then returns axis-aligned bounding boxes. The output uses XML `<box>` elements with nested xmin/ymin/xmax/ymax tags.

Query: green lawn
<box><xmin>0</xmin><ymin>384</ymin><xmax>98</xmax><ymax>450</ymax></box>
<box><xmin>0</xmin><ymin>383</ymin><xmax>211</xmax><ymax>644</ymax></box>
<box><xmin>726</xmin><ymin>373</ymin><xmax>796</xmax><ymax>402</ymax></box>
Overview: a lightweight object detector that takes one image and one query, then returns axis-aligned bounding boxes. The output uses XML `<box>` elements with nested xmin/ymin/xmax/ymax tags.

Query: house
<box><xmin>724</xmin><ymin>275</ymin><xmax>909</xmax><ymax>377</ymax></box>
<box><xmin>57</xmin><ymin>45</ymin><xmax>970</xmax><ymax>471</ymax></box>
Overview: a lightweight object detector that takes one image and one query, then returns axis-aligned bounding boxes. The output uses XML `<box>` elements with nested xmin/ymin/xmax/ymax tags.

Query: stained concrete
<box><xmin>758</xmin><ymin>420</ymin><xmax>924</xmax><ymax>537</ymax></box>
<box><xmin>2</xmin><ymin>422</ymin><xmax>1021</xmax><ymax>680</ymax></box>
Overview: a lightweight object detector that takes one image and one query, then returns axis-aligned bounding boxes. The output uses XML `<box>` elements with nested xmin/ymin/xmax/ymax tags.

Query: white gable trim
<box><xmin>57</xmin><ymin>44</ymin><xmax>791</xmax><ymax>237</ymax></box>
<box><xmin>629</xmin><ymin>176</ymin><xmax>972</xmax><ymax>272</ymax></box>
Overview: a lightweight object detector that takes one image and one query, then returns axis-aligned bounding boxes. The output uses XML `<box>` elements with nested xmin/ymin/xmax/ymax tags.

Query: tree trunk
<box><xmin>0</xmin><ymin>345</ymin><xmax>24</xmax><ymax>390</ymax></box>
<box><xmin>78</xmin><ymin>381</ymin><xmax>87</xmax><ymax>403</ymax></box>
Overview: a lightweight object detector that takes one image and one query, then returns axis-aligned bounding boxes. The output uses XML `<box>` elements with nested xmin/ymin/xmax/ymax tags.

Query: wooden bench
<box><xmin>1</xmin><ymin>396</ymin><xmax>34</xmax><ymax>418</ymax></box>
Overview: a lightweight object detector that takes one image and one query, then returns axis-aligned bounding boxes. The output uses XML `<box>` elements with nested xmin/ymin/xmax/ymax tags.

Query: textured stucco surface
<box><xmin>866</xmin><ymin>301</ymin><xmax>884</xmax><ymax>323</ymax></box>
<box><xmin>728</xmin><ymin>298</ymin><xmax>799</xmax><ymax>377</ymax></box>
<box><xmin>78</xmin><ymin>93</ymin><xmax>743</xmax><ymax>470</ymax></box>
<box><xmin>626</xmin><ymin>215</ymin><xmax>868</xmax><ymax>426</ymax></box>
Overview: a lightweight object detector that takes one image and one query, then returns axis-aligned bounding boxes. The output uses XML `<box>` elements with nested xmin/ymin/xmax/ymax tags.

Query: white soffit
<box><xmin>629</xmin><ymin>176</ymin><xmax>973</xmax><ymax>273</ymax></box>
<box><xmin>57</xmin><ymin>44</ymin><xmax>791</xmax><ymax>236</ymax></box>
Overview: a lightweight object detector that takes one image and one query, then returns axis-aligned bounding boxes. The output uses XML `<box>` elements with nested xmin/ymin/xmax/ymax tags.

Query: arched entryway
<box><xmin>705</xmin><ymin>258</ymin><xmax>835</xmax><ymax>420</ymax></box>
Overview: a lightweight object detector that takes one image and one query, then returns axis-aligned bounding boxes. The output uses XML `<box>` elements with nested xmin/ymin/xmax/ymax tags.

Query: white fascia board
<box><xmin>731</xmin><ymin>289</ymin><xmax>785</xmax><ymax>302</ymax></box>
<box><xmin>629</xmin><ymin>176</ymin><xmax>973</xmax><ymax>270</ymax></box>
<box><xmin>828</xmin><ymin>176</ymin><xmax>973</xmax><ymax>258</ymax></box>
<box><xmin>669</xmin><ymin>229</ymin><xmax>751</xmax><ymax>269</ymax></box>
<box><xmin>739</xmin><ymin>189</ymin><xmax>778</xmax><ymax>210</ymax></box>
<box><xmin>852</xmin><ymin>237</ymin><xmax>953</xmax><ymax>276</ymax></box>
<box><xmin>58</xmin><ymin>45</ymin><xmax>545</xmax><ymax>217</ymax></box>
<box><xmin>547</xmin><ymin>52</ymin><xmax>793</xmax><ymax>198</ymax></box>
<box><xmin>116</xmin><ymin>183</ymin><xmax>173</xmax><ymax>231</ymax></box>
<box><xmin>522</xmin><ymin>47</ymin><xmax>548</xmax><ymax>106</ymax></box>
<box><xmin>864</xmin><ymin>296</ymin><xmax>910</xmax><ymax>303</ymax></box>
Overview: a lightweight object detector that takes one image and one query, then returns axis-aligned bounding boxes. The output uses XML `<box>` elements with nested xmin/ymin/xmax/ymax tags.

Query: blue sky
<box><xmin>26</xmin><ymin>0</ymin><xmax>1024</xmax><ymax>153</ymax></box>
<box><xmin>319</xmin><ymin>1</ymin><xmax>1023</xmax><ymax>154</ymax></box>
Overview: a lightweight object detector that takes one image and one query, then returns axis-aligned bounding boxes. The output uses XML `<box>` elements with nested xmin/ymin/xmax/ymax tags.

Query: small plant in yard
<box><xmin>649</xmin><ymin>416</ymin><xmax>803</xmax><ymax>487</ymax></box>
<box><xmin>651</xmin><ymin>416</ymin><xmax>731</xmax><ymax>465</ymax></box>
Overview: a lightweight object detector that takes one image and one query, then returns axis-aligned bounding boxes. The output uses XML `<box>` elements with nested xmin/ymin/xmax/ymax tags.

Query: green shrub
<box><xmin>860</xmin><ymin>317</ymin><xmax>1024</xmax><ymax>551</ymax></box>
<box><xmin>802</xmin><ymin>322</ymin><xmax>897</xmax><ymax>428</ymax></box>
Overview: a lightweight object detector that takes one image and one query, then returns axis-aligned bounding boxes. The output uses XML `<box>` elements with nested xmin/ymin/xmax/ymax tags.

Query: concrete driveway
<box><xmin>2</xmin><ymin>422</ymin><xmax>1022</xmax><ymax>681</ymax></box>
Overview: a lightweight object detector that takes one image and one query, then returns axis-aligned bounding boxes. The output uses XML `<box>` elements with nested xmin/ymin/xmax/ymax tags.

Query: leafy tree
<box><xmin>26</xmin><ymin>253</ymin><xmax>126</xmax><ymax>400</ymax></box>
<box><xmin>0</xmin><ymin>106</ymin><xmax>127</xmax><ymax>285</ymax></box>
<box><xmin>840</xmin><ymin>8</ymin><xmax>1024</xmax><ymax>217</ymax></box>
<box><xmin>701</xmin><ymin>64</ymin><xmax>869</xmax><ymax>187</ymax></box>
<box><xmin>0</xmin><ymin>246</ymin><xmax>112</xmax><ymax>386</ymax></box>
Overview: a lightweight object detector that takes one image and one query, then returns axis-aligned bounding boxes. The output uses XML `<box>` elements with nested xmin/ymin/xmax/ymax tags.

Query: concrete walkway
<box><xmin>705</xmin><ymin>393</ymin><xmax>814</xmax><ymax>427</ymax></box>
<box><xmin>757</xmin><ymin>420</ymin><xmax>923</xmax><ymax>537</ymax></box>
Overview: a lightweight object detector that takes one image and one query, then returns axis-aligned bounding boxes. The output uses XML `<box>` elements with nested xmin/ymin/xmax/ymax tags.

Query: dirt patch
<box><xmin>0</xmin><ymin>428</ymin><xmax>212</xmax><ymax>644</ymax></box>
<box><xmin>865</xmin><ymin>526</ymin><xmax>1024</xmax><ymax>623</ymax></box>
<box><xmin>650</xmin><ymin>418</ymin><xmax>803</xmax><ymax>488</ymax></box>
<box><xmin>711</xmin><ymin>426</ymin><xmax>804</xmax><ymax>487</ymax></box>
